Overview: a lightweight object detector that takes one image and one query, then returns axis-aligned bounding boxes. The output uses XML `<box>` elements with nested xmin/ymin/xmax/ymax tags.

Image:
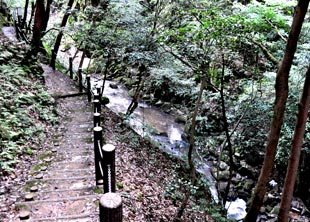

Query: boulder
<box><xmin>174</xmin><ymin>116</ymin><xmax>186</xmax><ymax>124</ymax></box>
<box><xmin>109</xmin><ymin>83</ymin><xmax>118</xmax><ymax>89</ymax></box>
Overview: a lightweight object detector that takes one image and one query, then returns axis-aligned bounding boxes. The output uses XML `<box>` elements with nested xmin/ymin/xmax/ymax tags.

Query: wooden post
<box><xmin>94</xmin><ymin>92</ymin><xmax>100</xmax><ymax>101</ymax></box>
<box><xmin>94</xmin><ymin>112</ymin><xmax>101</xmax><ymax>127</ymax></box>
<box><xmin>87</xmin><ymin>75</ymin><xmax>91</xmax><ymax>102</ymax></box>
<box><xmin>69</xmin><ymin>57</ymin><xmax>73</xmax><ymax>79</ymax></box>
<box><xmin>94</xmin><ymin>126</ymin><xmax>103</xmax><ymax>185</ymax></box>
<box><xmin>78</xmin><ymin>68</ymin><xmax>83</xmax><ymax>92</ymax></box>
<box><xmin>93</xmin><ymin>99</ymin><xmax>101</xmax><ymax>114</ymax></box>
<box><xmin>102</xmin><ymin>144</ymin><xmax>116</xmax><ymax>193</ymax></box>
<box><xmin>95</xmin><ymin>85</ymin><xmax>102</xmax><ymax>103</ymax></box>
<box><xmin>96</xmin><ymin>85</ymin><xmax>102</xmax><ymax>95</ymax></box>
<box><xmin>99</xmin><ymin>193</ymin><xmax>122</xmax><ymax>222</ymax></box>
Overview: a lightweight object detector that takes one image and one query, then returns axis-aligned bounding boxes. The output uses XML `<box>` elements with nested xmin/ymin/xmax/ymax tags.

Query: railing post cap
<box><xmin>100</xmin><ymin>192</ymin><xmax>122</xmax><ymax>209</ymax></box>
<box><xmin>94</xmin><ymin>126</ymin><xmax>103</xmax><ymax>131</ymax></box>
<box><xmin>94</xmin><ymin>112</ymin><xmax>100</xmax><ymax>117</ymax></box>
<box><xmin>102</xmin><ymin>144</ymin><xmax>115</xmax><ymax>152</ymax></box>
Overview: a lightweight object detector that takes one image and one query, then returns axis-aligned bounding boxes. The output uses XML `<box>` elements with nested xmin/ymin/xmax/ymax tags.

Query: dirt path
<box><xmin>3</xmin><ymin>66</ymin><xmax>99</xmax><ymax>221</ymax></box>
<box><xmin>0</xmin><ymin>29</ymin><xmax>209</xmax><ymax>220</ymax></box>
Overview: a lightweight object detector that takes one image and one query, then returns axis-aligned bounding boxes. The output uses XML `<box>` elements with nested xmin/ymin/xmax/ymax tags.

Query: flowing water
<box><xmin>92</xmin><ymin>79</ymin><xmax>219</xmax><ymax>202</ymax></box>
<box><xmin>94</xmin><ymin>80</ymin><xmax>247</xmax><ymax>220</ymax></box>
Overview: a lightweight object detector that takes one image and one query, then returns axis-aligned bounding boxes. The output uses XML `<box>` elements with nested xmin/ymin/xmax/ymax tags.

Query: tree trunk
<box><xmin>174</xmin><ymin>75</ymin><xmax>206</xmax><ymax>221</ymax></box>
<box><xmin>50</xmin><ymin>0</ymin><xmax>75</xmax><ymax>68</ymax></box>
<box><xmin>21</xmin><ymin>0</ymin><xmax>29</xmax><ymax>29</ymax></box>
<box><xmin>42</xmin><ymin>0</ymin><xmax>52</xmax><ymax>32</ymax></box>
<box><xmin>31</xmin><ymin>0</ymin><xmax>45</xmax><ymax>55</ymax></box>
<box><xmin>26</xmin><ymin>1</ymin><xmax>35</xmax><ymax>35</ymax></box>
<box><xmin>244</xmin><ymin>1</ymin><xmax>310</xmax><ymax>221</ymax></box>
<box><xmin>220</xmin><ymin>56</ymin><xmax>234</xmax><ymax>205</ymax></box>
<box><xmin>277</xmin><ymin>66</ymin><xmax>310</xmax><ymax>222</ymax></box>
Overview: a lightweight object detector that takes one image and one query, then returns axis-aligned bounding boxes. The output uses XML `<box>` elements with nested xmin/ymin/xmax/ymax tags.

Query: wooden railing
<box><xmin>66</xmin><ymin>56</ymin><xmax>123</xmax><ymax>222</ymax></box>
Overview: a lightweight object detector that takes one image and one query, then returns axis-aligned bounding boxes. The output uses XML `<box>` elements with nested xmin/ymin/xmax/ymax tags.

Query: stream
<box><xmin>93</xmin><ymin>79</ymin><xmax>218</xmax><ymax>197</ymax></box>
<box><xmin>94</xmin><ymin>80</ymin><xmax>247</xmax><ymax>220</ymax></box>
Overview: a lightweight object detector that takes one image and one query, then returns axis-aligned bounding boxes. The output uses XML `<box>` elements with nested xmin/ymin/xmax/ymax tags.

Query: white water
<box><xmin>225</xmin><ymin>198</ymin><xmax>247</xmax><ymax>221</ymax></box>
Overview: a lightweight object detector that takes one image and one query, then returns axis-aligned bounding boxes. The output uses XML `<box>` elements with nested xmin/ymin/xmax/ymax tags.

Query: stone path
<box><xmin>12</xmin><ymin>66</ymin><xmax>100</xmax><ymax>221</ymax></box>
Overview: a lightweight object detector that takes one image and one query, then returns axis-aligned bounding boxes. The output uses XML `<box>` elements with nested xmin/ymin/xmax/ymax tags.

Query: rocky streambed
<box><xmin>91</xmin><ymin>78</ymin><xmax>310</xmax><ymax>222</ymax></box>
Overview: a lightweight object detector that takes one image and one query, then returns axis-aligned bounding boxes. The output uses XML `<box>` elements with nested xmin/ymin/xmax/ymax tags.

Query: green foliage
<box><xmin>0</xmin><ymin>43</ymin><xmax>58</xmax><ymax>174</ymax></box>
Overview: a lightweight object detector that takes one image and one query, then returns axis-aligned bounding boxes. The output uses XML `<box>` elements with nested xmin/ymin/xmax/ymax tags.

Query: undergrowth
<box><xmin>0</xmin><ymin>39</ymin><xmax>58</xmax><ymax>175</ymax></box>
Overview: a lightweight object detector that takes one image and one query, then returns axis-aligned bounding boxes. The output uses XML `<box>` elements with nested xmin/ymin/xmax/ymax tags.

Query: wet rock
<box><xmin>128</xmin><ymin>88</ymin><xmax>135</xmax><ymax>97</ymax></box>
<box><xmin>238</xmin><ymin>160</ymin><xmax>255</xmax><ymax>178</ymax></box>
<box><xmin>162</xmin><ymin>102</ymin><xmax>172</xmax><ymax>113</ymax></box>
<box><xmin>231</xmin><ymin>173</ymin><xmax>243</xmax><ymax>185</ymax></box>
<box><xmin>155</xmin><ymin>100</ymin><xmax>164</xmax><ymax>106</ymax></box>
<box><xmin>268</xmin><ymin>180</ymin><xmax>278</xmax><ymax>192</ymax></box>
<box><xmin>109</xmin><ymin>83</ymin><xmax>118</xmax><ymax>89</ymax></box>
<box><xmin>264</xmin><ymin>193</ymin><xmax>280</xmax><ymax>207</ymax></box>
<box><xmin>270</xmin><ymin>205</ymin><xmax>280</xmax><ymax>215</ymax></box>
<box><xmin>243</xmin><ymin>179</ymin><xmax>255</xmax><ymax>191</ymax></box>
<box><xmin>218</xmin><ymin>170</ymin><xmax>230</xmax><ymax>181</ymax></box>
<box><xmin>219</xmin><ymin>161</ymin><xmax>229</xmax><ymax>171</ymax></box>
<box><xmin>158</xmin><ymin>132</ymin><xmax>168</xmax><ymax>137</ymax></box>
<box><xmin>174</xmin><ymin>116</ymin><xmax>186</xmax><ymax>124</ymax></box>
<box><xmin>218</xmin><ymin>181</ymin><xmax>228</xmax><ymax>194</ymax></box>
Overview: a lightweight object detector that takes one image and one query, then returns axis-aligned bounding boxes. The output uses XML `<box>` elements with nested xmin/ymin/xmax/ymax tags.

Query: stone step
<box><xmin>28</xmin><ymin>213</ymin><xmax>98</xmax><ymax>222</ymax></box>
<box><xmin>21</xmin><ymin>186</ymin><xmax>97</xmax><ymax>201</ymax></box>
<box><xmin>14</xmin><ymin>195</ymin><xmax>99</xmax><ymax>221</ymax></box>
<box><xmin>26</xmin><ymin>177</ymin><xmax>96</xmax><ymax>191</ymax></box>
<box><xmin>45</xmin><ymin>169</ymin><xmax>94</xmax><ymax>178</ymax></box>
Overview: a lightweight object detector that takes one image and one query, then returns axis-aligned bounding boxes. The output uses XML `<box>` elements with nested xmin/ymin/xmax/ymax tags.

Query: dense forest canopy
<box><xmin>1</xmin><ymin>0</ymin><xmax>310</xmax><ymax>221</ymax></box>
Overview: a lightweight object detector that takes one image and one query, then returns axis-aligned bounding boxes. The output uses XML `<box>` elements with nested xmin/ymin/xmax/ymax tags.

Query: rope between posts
<box><xmin>98</xmin><ymin>140</ymin><xmax>103</xmax><ymax>159</ymax></box>
<box><xmin>108</xmin><ymin>164</ymin><xmax>112</xmax><ymax>193</ymax></box>
<box><xmin>99</xmin><ymin>161</ymin><xmax>104</xmax><ymax>177</ymax></box>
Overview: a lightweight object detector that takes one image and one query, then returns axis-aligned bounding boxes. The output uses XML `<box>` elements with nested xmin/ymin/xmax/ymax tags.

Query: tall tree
<box><xmin>31</xmin><ymin>0</ymin><xmax>45</xmax><ymax>54</ymax></box>
<box><xmin>50</xmin><ymin>0</ymin><xmax>74</xmax><ymax>69</ymax></box>
<box><xmin>244</xmin><ymin>1</ymin><xmax>310</xmax><ymax>221</ymax></box>
<box><xmin>21</xmin><ymin>0</ymin><xmax>29</xmax><ymax>29</ymax></box>
<box><xmin>30</xmin><ymin>0</ymin><xmax>52</xmax><ymax>55</ymax></box>
<box><xmin>278</xmin><ymin>66</ymin><xmax>310</xmax><ymax>222</ymax></box>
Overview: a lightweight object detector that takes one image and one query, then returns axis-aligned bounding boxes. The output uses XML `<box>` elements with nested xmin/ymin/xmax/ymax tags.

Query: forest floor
<box><xmin>0</xmin><ymin>33</ymin><xmax>211</xmax><ymax>221</ymax></box>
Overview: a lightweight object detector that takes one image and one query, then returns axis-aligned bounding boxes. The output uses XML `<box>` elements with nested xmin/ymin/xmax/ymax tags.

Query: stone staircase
<box><xmin>12</xmin><ymin>66</ymin><xmax>100</xmax><ymax>221</ymax></box>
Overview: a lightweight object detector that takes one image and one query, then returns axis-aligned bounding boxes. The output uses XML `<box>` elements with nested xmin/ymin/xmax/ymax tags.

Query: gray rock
<box><xmin>219</xmin><ymin>161</ymin><xmax>229</xmax><ymax>171</ymax></box>
<box><xmin>174</xmin><ymin>116</ymin><xmax>186</xmax><ymax>124</ymax></box>
<box><xmin>109</xmin><ymin>83</ymin><xmax>118</xmax><ymax>89</ymax></box>
<box><xmin>155</xmin><ymin>100</ymin><xmax>163</xmax><ymax>106</ymax></box>
<box><xmin>243</xmin><ymin>179</ymin><xmax>255</xmax><ymax>191</ymax></box>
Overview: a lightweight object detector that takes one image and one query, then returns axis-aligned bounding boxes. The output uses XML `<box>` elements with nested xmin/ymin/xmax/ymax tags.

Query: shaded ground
<box><xmin>0</xmin><ymin>31</ymin><xmax>211</xmax><ymax>221</ymax></box>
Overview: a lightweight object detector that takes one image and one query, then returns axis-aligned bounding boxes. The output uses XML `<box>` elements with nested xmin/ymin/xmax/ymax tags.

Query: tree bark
<box><xmin>42</xmin><ymin>0</ymin><xmax>52</xmax><ymax>32</ymax></box>
<box><xmin>31</xmin><ymin>0</ymin><xmax>45</xmax><ymax>55</ymax></box>
<box><xmin>277</xmin><ymin>67</ymin><xmax>310</xmax><ymax>222</ymax></box>
<box><xmin>220</xmin><ymin>56</ymin><xmax>234</xmax><ymax>205</ymax></box>
<box><xmin>50</xmin><ymin>0</ymin><xmax>75</xmax><ymax>68</ymax></box>
<box><xmin>21</xmin><ymin>0</ymin><xmax>29</xmax><ymax>29</ymax></box>
<box><xmin>244</xmin><ymin>1</ymin><xmax>310</xmax><ymax>221</ymax></box>
<box><xmin>174</xmin><ymin>75</ymin><xmax>206</xmax><ymax>221</ymax></box>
